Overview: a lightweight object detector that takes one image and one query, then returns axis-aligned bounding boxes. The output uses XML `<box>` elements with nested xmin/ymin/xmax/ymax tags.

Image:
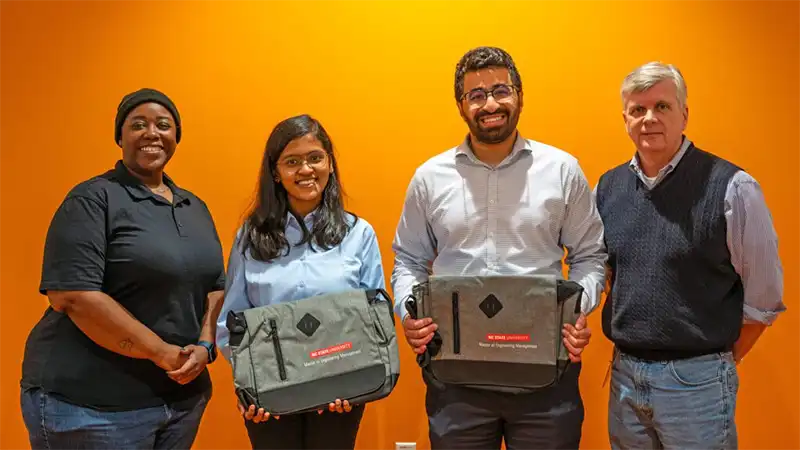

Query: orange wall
<box><xmin>1</xmin><ymin>1</ymin><xmax>798</xmax><ymax>448</ymax></box>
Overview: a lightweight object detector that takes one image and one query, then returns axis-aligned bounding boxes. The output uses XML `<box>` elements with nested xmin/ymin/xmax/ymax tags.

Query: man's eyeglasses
<box><xmin>462</xmin><ymin>84</ymin><xmax>516</xmax><ymax>107</ymax></box>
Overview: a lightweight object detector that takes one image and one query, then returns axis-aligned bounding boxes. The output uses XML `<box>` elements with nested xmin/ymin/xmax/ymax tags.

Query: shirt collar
<box><xmin>455</xmin><ymin>132</ymin><xmax>532</xmax><ymax>166</ymax></box>
<box><xmin>286</xmin><ymin>208</ymin><xmax>318</xmax><ymax>230</ymax></box>
<box><xmin>629</xmin><ymin>135</ymin><xmax>692</xmax><ymax>178</ymax></box>
<box><xmin>113</xmin><ymin>160</ymin><xmax>189</xmax><ymax>204</ymax></box>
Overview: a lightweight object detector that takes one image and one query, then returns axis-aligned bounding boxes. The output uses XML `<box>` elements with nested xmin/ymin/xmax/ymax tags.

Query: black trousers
<box><xmin>425</xmin><ymin>363</ymin><xmax>584</xmax><ymax>450</ymax></box>
<box><xmin>244</xmin><ymin>405</ymin><xmax>364</xmax><ymax>450</ymax></box>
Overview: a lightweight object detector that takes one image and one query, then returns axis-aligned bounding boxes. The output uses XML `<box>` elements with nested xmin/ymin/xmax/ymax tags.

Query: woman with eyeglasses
<box><xmin>216</xmin><ymin>114</ymin><xmax>385</xmax><ymax>450</ymax></box>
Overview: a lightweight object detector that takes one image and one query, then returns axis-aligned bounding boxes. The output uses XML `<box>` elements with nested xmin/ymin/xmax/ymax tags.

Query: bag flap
<box><xmin>232</xmin><ymin>289</ymin><xmax>389</xmax><ymax>413</ymax></box>
<box><xmin>427</xmin><ymin>275</ymin><xmax>559</xmax><ymax>366</ymax></box>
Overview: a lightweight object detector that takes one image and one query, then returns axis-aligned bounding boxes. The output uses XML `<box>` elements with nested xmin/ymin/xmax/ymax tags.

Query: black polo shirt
<box><xmin>22</xmin><ymin>160</ymin><xmax>226</xmax><ymax>411</ymax></box>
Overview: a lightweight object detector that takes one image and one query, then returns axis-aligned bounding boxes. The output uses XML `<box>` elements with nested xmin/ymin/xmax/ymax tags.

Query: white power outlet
<box><xmin>395</xmin><ymin>442</ymin><xmax>417</xmax><ymax>450</ymax></box>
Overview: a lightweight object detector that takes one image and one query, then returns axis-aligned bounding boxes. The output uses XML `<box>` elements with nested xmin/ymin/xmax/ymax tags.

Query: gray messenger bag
<box><xmin>406</xmin><ymin>274</ymin><xmax>583</xmax><ymax>392</ymax></box>
<box><xmin>226</xmin><ymin>288</ymin><xmax>400</xmax><ymax>415</ymax></box>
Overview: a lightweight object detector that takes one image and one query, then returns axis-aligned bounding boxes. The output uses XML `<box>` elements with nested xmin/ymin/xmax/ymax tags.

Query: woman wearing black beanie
<box><xmin>20</xmin><ymin>88</ymin><xmax>226</xmax><ymax>449</ymax></box>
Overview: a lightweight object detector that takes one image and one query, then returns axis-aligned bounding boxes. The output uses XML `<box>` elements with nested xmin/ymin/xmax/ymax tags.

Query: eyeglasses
<box><xmin>462</xmin><ymin>84</ymin><xmax>516</xmax><ymax>107</ymax></box>
<box><xmin>278</xmin><ymin>151</ymin><xmax>329</xmax><ymax>171</ymax></box>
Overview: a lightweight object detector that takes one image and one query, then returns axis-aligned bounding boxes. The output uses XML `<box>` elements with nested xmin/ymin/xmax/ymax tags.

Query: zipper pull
<box><xmin>268</xmin><ymin>319</ymin><xmax>279</xmax><ymax>338</ymax></box>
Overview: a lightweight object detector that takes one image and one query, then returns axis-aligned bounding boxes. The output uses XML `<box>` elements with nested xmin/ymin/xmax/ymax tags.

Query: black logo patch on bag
<box><xmin>297</xmin><ymin>313</ymin><xmax>321</xmax><ymax>337</ymax></box>
<box><xmin>479</xmin><ymin>294</ymin><xmax>503</xmax><ymax>318</ymax></box>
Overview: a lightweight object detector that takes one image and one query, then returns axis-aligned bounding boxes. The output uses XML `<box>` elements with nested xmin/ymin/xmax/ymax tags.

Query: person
<box><xmin>216</xmin><ymin>114</ymin><xmax>385</xmax><ymax>450</ymax></box>
<box><xmin>596</xmin><ymin>61</ymin><xmax>786</xmax><ymax>449</ymax></box>
<box><xmin>20</xmin><ymin>88</ymin><xmax>226</xmax><ymax>449</ymax></box>
<box><xmin>391</xmin><ymin>46</ymin><xmax>607</xmax><ymax>449</ymax></box>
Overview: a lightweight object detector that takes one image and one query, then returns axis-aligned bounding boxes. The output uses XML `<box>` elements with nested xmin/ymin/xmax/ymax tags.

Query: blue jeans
<box><xmin>20</xmin><ymin>387</ymin><xmax>210</xmax><ymax>450</ymax></box>
<box><xmin>608</xmin><ymin>351</ymin><xmax>739</xmax><ymax>449</ymax></box>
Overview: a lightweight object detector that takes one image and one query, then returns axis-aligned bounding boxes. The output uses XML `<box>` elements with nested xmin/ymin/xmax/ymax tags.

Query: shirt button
<box><xmin>489</xmin><ymin>199</ymin><xmax>495</xmax><ymax>205</ymax></box>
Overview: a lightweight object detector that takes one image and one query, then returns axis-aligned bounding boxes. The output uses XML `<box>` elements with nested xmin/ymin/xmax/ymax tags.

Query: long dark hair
<box><xmin>241</xmin><ymin>114</ymin><xmax>354</xmax><ymax>261</ymax></box>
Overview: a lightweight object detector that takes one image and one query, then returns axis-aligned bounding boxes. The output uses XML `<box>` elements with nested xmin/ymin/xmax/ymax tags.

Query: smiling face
<box><xmin>118</xmin><ymin>102</ymin><xmax>177</xmax><ymax>177</ymax></box>
<box><xmin>274</xmin><ymin>133</ymin><xmax>332</xmax><ymax>216</ymax></box>
<box><xmin>622</xmin><ymin>79</ymin><xmax>688</xmax><ymax>156</ymax></box>
<box><xmin>458</xmin><ymin>67</ymin><xmax>522</xmax><ymax>145</ymax></box>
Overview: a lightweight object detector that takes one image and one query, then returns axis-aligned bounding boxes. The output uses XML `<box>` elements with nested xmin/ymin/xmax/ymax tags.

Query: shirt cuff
<box><xmin>743</xmin><ymin>303</ymin><xmax>783</xmax><ymax>325</ymax></box>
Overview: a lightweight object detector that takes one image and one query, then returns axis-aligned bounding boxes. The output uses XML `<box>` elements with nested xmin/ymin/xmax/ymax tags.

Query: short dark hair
<box><xmin>240</xmin><ymin>114</ymin><xmax>353</xmax><ymax>262</ymax></box>
<box><xmin>454</xmin><ymin>46</ymin><xmax>522</xmax><ymax>102</ymax></box>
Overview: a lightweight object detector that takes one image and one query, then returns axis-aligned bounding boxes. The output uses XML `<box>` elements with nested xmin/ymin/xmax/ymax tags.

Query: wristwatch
<box><xmin>198</xmin><ymin>340</ymin><xmax>217</xmax><ymax>363</ymax></box>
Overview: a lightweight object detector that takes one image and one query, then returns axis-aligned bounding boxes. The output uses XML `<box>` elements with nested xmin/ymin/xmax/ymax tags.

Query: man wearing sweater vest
<box><xmin>596</xmin><ymin>61</ymin><xmax>785</xmax><ymax>449</ymax></box>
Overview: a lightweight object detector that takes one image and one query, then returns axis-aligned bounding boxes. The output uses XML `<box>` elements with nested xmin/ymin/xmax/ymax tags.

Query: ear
<box><xmin>621</xmin><ymin>97</ymin><xmax>630</xmax><ymax>124</ymax></box>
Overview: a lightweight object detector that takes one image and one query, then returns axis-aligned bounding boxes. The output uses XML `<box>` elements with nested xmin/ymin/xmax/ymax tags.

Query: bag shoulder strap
<box><xmin>366</xmin><ymin>288</ymin><xmax>395</xmax><ymax>325</ymax></box>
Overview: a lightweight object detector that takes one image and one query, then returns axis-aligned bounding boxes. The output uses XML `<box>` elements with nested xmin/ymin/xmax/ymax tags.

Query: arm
<box><xmin>216</xmin><ymin>229</ymin><xmax>252</xmax><ymax>362</ymax></box>
<box><xmin>561</xmin><ymin>163</ymin><xmax>608</xmax><ymax>314</ymax></box>
<box><xmin>725</xmin><ymin>172</ymin><xmax>785</xmax><ymax>363</ymax></box>
<box><xmin>50</xmin><ymin>291</ymin><xmax>183</xmax><ymax>370</ymax></box>
<box><xmin>216</xmin><ymin>228</ymin><xmax>281</xmax><ymax>420</ymax></box>
<box><xmin>733</xmin><ymin>324</ymin><xmax>767</xmax><ymax>364</ymax></box>
<box><xmin>390</xmin><ymin>173</ymin><xmax>438</xmax><ymax>320</ymax></box>
<box><xmin>560</xmin><ymin>165</ymin><xmax>607</xmax><ymax>361</ymax></box>
<box><xmin>391</xmin><ymin>173</ymin><xmax>439</xmax><ymax>354</ymax></box>
<box><xmin>201</xmin><ymin>291</ymin><xmax>225</xmax><ymax>343</ymax></box>
<box><xmin>315</xmin><ymin>224</ymin><xmax>387</xmax><ymax>415</ymax></box>
<box><xmin>201</xmin><ymin>214</ymin><xmax>227</xmax><ymax>344</ymax></box>
<box><xmin>163</xmin><ymin>200</ymin><xmax>228</xmax><ymax>384</ymax></box>
<box><xmin>40</xmin><ymin>195</ymin><xmax>184</xmax><ymax>370</ymax></box>
<box><xmin>591</xmin><ymin>184</ymin><xmax>613</xmax><ymax>296</ymax></box>
<box><xmin>358</xmin><ymin>223</ymin><xmax>387</xmax><ymax>291</ymax></box>
<box><xmin>167</xmin><ymin>288</ymin><xmax>224</xmax><ymax>384</ymax></box>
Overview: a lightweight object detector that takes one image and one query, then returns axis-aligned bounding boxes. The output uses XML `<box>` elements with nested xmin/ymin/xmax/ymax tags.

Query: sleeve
<box><xmin>358</xmin><ymin>222</ymin><xmax>386</xmax><ymax>291</ymax></box>
<box><xmin>205</xmin><ymin>203</ymin><xmax>226</xmax><ymax>292</ymax></box>
<box><xmin>213</xmin><ymin>268</ymin><xmax>226</xmax><ymax>292</ymax></box>
<box><xmin>216</xmin><ymin>227</ymin><xmax>253</xmax><ymax>362</ymax></box>
<box><xmin>560</xmin><ymin>161</ymin><xmax>608</xmax><ymax>314</ymax></box>
<box><xmin>390</xmin><ymin>173</ymin><xmax>438</xmax><ymax>320</ymax></box>
<box><xmin>39</xmin><ymin>194</ymin><xmax>108</xmax><ymax>295</ymax></box>
<box><xmin>725</xmin><ymin>171</ymin><xmax>785</xmax><ymax>325</ymax></box>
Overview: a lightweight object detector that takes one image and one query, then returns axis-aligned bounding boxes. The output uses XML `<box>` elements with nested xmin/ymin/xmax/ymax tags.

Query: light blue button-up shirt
<box><xmin>216</xmin><ymin>212</ymin><xmax>386</xmax><ymax>361</ymax></box>
<box><xmin>391</xmin><ymin>134</ymin><xmax>607</xmax><ymax>319</ymax></box>
<box><xmin>624</xmin><ymin>137</ymin><xmax>785</xmax><ymax>325</ymax></box>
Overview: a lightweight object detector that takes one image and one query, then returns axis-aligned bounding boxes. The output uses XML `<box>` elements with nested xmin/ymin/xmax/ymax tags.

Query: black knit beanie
<box><xmin>114</xmin><ymin>88</ymin><xmax>181</xmax><ymax>146</ymax></box>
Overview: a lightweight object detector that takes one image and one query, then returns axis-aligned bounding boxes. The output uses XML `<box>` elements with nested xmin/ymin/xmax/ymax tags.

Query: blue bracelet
<box><xmin>197</xmin><ymin>340</ymin><xmax>217</xmax><ymax>363</ymax></box>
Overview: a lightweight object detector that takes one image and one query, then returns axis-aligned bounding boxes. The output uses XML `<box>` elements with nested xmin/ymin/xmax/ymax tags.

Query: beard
<box><xmin>464</xmin><ymin>104</ymin><xmax>521</xmax><ymax>144</ymax></box>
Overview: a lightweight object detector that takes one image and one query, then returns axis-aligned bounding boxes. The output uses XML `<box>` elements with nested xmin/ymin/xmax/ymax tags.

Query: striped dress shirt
<box><xmin>391</xmin><ymin>133</ymin><xmax>607</xmax><ymax>320</ymax></box>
